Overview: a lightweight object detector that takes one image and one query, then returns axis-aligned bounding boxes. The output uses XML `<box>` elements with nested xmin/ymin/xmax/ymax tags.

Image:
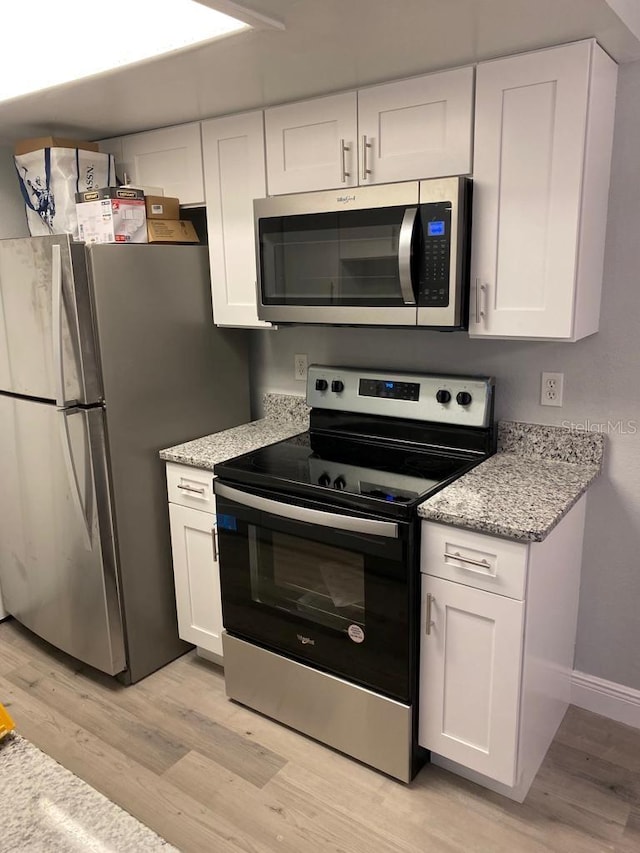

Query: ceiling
<box><xmin>1</xmin><ymin>0</ymin><xmax>639</xmax><ymax>146</ymax></box>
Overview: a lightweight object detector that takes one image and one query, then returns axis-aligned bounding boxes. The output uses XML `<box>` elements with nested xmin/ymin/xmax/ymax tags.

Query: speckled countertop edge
<box><xmin>159</xmin><ymin>393</ymin><xmax>309</xmax><ymax>470</ymax></box>
<box><xmin>161</xmin><ymin>404</ymin><xmax>604</xmax><ymax>542</ymax></box>
<box><xmin>418</xmin><ymin>421</ymin><xmax>605</xmax><ymax>542</ymax></box>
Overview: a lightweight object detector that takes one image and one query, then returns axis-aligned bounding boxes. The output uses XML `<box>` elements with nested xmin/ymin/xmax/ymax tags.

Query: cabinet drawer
<box><xmin>166</xmin><ymin>462</ymin><xmax>215</xmax><ymax>513</ymax></box>
<box><xmin>421</xmin><ymin>521</ymin><xmax>528</xmax><ymax>600</ymax></box>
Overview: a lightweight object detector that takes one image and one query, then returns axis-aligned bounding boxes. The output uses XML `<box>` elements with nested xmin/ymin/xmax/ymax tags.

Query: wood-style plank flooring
<box><xmin>1</xmin><ymin>619</ymin><xmax>639</xmax><ymax>853</ymax></box>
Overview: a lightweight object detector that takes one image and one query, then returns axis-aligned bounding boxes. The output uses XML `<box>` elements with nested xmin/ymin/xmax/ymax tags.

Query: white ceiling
<box><xmin>1</xmin><ymin>0</ymin><xmax>639</xmax><ymax>146</ymax></box>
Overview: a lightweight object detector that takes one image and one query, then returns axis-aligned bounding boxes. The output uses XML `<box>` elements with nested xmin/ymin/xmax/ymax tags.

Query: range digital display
<box><xmin>359</xmin><ymin>379</ymin><xmax>420</xmax><ymax>401</ymax></box>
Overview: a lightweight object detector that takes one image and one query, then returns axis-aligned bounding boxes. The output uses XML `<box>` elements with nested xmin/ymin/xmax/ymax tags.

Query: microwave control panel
<box><xmin>417</xmin><ymin>202</ymin><xmax>452</xmax><ymax>308</ymax></box>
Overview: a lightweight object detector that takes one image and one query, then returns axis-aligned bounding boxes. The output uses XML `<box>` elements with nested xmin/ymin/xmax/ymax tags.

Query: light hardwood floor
<box><xmin>1</xmin><ymin>619</ymin><xmax>639</xmax><ymax>853</ymax></box>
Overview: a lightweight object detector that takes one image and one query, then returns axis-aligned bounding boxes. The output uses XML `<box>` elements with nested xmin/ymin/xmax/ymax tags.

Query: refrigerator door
<box><xmin>0</xmin><ymin>394</ymin><xmax>125</xmax><ymax>674</ymax></box>
<box><xmin>0</xmin><ymin>236</ymin><xmax>101</xmax><ymax>404</ymax></box>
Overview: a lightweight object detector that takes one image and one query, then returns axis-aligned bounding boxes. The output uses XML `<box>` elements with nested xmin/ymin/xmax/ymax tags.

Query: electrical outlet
<box><xmin>294</xmin><ymin>353</ymin><xmax>308</xmax><ymax>381</ymax></box>
<box><xmin>541</xmin><ymin>372</ymin><xmax>564</xmax><ymax>407</ymax></box>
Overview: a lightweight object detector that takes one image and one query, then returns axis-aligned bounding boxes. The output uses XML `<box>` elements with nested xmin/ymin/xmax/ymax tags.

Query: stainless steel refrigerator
<box><xmin>0</xmin><ymin>236</ymin><xmax>250</xmax><ymax>682</ymax></box>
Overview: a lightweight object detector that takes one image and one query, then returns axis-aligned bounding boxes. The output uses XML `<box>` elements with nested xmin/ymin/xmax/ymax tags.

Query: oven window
<box><xmin>249</xmin><ymin>529</ymin><xmax>365</xmax><ymax>632</ymax></box>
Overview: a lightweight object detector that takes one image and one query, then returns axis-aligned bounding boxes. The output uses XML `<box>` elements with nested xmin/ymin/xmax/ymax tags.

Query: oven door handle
<box><xmin>215</xmin><ymin>483</ymin><xmax>399</xmax><ymax>539</ymax></box>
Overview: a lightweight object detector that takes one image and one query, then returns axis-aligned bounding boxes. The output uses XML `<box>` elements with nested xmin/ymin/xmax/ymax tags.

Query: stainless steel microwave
<box><xmin>254</xmin><ymin>177</ymin><xmax>472</xmax><ymax>328</ymax></box>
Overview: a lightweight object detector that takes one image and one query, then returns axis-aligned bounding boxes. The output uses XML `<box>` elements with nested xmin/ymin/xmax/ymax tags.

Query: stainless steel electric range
<box><xmin>213</xmin><ymin>365</ymin><xmax>496</xmax><ymax>782</ymax></box>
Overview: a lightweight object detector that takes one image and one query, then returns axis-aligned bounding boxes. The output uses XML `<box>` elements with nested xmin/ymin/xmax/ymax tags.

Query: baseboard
<box><xmin>571</xmin><ymin>670</ymin><xmax>640</xmax><ymax>729</ymax></box>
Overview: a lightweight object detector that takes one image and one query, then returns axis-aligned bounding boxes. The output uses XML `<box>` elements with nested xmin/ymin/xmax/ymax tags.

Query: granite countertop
<box><xmin>160</xmin><ymin>397</ymin><xmax>604</xmax><ymax>544</ymax></box>
<box><xmin>159</xmin><ymin>393</ymin><xmax>310</xmax><ymax>471</ymax></box>
<box><xmin>417</xmin><ymin>421</ymin><xmax>605</xmax><ymax>542</ymax></box>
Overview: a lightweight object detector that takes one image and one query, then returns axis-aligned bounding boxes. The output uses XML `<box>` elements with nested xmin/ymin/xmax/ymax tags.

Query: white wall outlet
<box><xmin>294</xmin><ymin>353</ymin><xmax>308</xmax><ymax>381</ymax></box>
<box><xmin>541</xmin><ymin>372</ymin><xmax>564</xmax><ymax>407</ymax></box>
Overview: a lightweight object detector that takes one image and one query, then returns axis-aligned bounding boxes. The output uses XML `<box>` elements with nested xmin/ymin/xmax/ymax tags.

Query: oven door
<box><xmin>215</xmin><ymin>482</ymin><xmax>417</xmax><ymax>703</ymax></box>
<box><xmin>255</xmin><ymin>182</ymin><xmax>420</xmax><ymax>326</ymax></box>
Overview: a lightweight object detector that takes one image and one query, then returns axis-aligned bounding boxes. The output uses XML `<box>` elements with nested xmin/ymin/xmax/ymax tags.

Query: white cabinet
<box><xmin>265</xmin><ymin>92</ymin><xmax>357</xmax><ymax>194</ymax></box>
<box><xmin>357</xmin><ymin>67</ymin><xmax>473</xmax><ymax>185</ymax></box>
<box><xmin>419</xmin><ymin>497</ymin><xmax>587</xmax><ymax>801</ymax></box>
<box><xmin>420</xmin><ymin>575</ymin><xmax>524</xmax><ymax>785</ymax></box>
<box><xmin>264</xmin><ymin>67</ymin><xmax>473</xmax><ymax>194</ymax></box>
<box><xmin>166</xmin><ymin>463</ymin><xmax>223</xmax><ymax>658</ymax></box>
<box><xmin>202</xmin><ymin>111</ymin><xmax>271</xmax><ymax>329</ymax></box>
<box><xmin>99</xmin><ymin>123</ymin><xmax>205</xmax><ymax>204</ymax></box>
<box><xmin>469</xmin><ymin>40</ymin><xmax>617</xmax><ymax>341</ymax></box>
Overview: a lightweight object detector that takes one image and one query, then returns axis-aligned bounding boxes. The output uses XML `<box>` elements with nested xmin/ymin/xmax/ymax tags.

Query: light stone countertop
<box><xmin>417</xmin><ymin>421</ymin><xmax>605</xmax><ymax>542</ymax></box>
<box><xmin>160</xmin><ymin>400</ymin><xmax>604</xmax><ymax>543</ymax></box>
<box><xmin>159</xmin><ymin>393</ymin><xmax>310</xmax><ymax>471</ymax></box>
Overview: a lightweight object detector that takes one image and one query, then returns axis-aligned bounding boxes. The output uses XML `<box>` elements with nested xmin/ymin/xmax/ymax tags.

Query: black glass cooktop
<box><xmin>214</xmin><ymin>431</ymin><xmax>481</xmax><ymax>519</ymax></box>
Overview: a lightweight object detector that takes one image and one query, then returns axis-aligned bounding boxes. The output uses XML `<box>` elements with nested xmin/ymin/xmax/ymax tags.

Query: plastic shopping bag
<box><xmin>14</xmin><ymin>146</ymin><xmax>116</xmax><ymax>238</ymax></box>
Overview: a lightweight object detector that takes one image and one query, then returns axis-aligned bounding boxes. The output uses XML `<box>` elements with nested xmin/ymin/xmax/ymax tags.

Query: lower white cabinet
<box><xmin>166</xmin><ymin>463</ymin><xmax>223</xmax><ymax>658</ymax></box>
<box><xmin>419</xmin><ymin>496</ymin><xmax>587</xmax><ymax>801</ymax></box>
<box><xmin>419</xmin><ymin>575</ymin><xmax>524</xmax><ymax>785</ymax></box>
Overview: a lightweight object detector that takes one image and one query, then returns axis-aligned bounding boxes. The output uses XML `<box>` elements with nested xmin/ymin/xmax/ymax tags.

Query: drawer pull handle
<box><xmin>425</xmin><ymin>593</ymin><xmax>435</xmax><ymax>635</ymax></box>
<box><xmin>177</xmin><ymin>484</ymin><xmax>206</xmax><ymax>495</ymax></box>
<box><xmin>447</xmin><ymin>551</ymin><xmax>491</xmax><ymax>569</ymax></box>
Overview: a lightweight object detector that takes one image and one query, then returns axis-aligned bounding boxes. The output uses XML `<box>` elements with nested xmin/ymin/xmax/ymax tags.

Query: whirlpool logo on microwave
<box><xmin>336</xmin><ymin>194</ymin><xmax>356</xmax><ymax>204</ymax></box>
<box><xmin>296</xmin><ymin>634</ymin><xmax>315</xmax><ymax>646</ymax></box>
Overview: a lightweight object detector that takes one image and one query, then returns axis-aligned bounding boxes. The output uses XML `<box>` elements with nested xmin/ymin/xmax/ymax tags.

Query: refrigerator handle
<box><xmin>51</xmin><ymin>244</ymin><xmax>67</xmax><ymax>408</ymax></box>
<box><xmin>58</xmin><ymin>408</ymin><xmax>92</xmax><ymax>551</ymax></box>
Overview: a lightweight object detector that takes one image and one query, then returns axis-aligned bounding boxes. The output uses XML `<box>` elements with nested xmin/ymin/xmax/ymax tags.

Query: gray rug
<box><xmin>0</xmin><ymin>734</ymin><xmax>179</xmax><ymax>852</ymax></box>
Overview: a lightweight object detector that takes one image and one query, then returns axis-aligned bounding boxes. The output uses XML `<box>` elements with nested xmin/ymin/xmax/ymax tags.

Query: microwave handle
<box><xmin>398</xmin><ymin>207</ymin><xmax>418</xmax><ymax>305</ymax></box>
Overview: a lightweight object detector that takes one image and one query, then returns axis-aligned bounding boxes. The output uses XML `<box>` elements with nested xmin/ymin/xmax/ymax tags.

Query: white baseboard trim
<box><xmin>571</xmin><ymin>670</ymin><xmax>640</xmax><ymax>729</ymax></box>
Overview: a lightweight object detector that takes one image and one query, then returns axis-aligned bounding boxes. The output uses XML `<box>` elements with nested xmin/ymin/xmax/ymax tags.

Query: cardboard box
<box><xmin>75</xmin><ymin>187</ymin><xmax>147</xmax><ymax>244</ymax></box>
<box><xmin>15</xmin><ymin>137</ymin><xmax>99</xmax><ymax>156</ymax></box>
<box><xmin>147</xmin><ymin>220</ymin><xmax>199</xmax><ymax>244</ymax></box>
<box><xmin>145</xmin><ymin>196</ymin><xmax>180</xmax><ymax>220</ymax></box>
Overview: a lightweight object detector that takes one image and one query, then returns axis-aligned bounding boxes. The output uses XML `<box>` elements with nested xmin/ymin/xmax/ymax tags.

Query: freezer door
<box><xmin>0</xmin><ymin>236</ymin><xmax>101</xmax><ymax>404</ymax></box>
<box><xmin>0</xmin><ymin>395</ymin><xmax>125</xmax><ymax>674</ymax></box>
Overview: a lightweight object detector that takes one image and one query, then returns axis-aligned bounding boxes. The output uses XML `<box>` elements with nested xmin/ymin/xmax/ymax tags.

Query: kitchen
<box><xmin>1</xmin><ymin>0</ymin><xmax>640</xmax><ymax>850</ymax></box>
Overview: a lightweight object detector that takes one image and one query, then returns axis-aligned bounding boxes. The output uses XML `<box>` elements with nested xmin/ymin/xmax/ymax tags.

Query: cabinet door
<box><xmin>419</xmin><ymin>575</ymin><xmax>524</xmax><ymax>786</ymax></box>
<box><xmin>96</xmin><ymin>137</ymin><xmax>124</xmax><ymax>181</ymax></box>
<box><xmin>202</xmin><ymin>111</ymin><xmax>271</xmax><ymax>328</ymax></box>
<box><xmin>358</xmin><ymin>67</ymin><xmax>473</xmax><ymax>185</ymax></box>
<box><xmin>168</xmin><ymin>502</ymin><xmax>223</xmax><ymax>656</ymax></box>
<box><xmin>265</xmin><ymin>92</ymin><xmax>357</xmax><ymax>194</ymax></box>
<box><xmin>120</xmin><ymin>123</ymin><xmax>204</xmax><ymax>204</ymax></box>
<box><xmin>470</xmin><ymin>40</ymin><xmax>614</xmax><ymax>340</ymax></box>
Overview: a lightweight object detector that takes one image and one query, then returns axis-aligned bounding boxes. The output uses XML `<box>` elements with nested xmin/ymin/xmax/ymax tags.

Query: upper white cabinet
<box><xmin>358</xmin><ymin>67</ymin><xmax>473</xmax><ymax>185</ymax></box>
<box><xmin>265</xmin><ymin>93</ymin><xmax>358</xmax><ymax>194</ymax></box>
<box><xmin>469</xmin><ymin>40</ymin><xmax>617</xmax><ymax>341</ymax></box>
<box><xmin>202</xmin><ymin>111</ymin><xmax>271</xmax><ymax>328</ymax></box>
<box><xmin>100</xmin><ymin>123</ymin><xmax>205</xmax><ymax>205</ymax></box>
<box><xmin>264</xmin><ymin>67</ymin><xmax>474</xmax><ymax>194</ymax></box>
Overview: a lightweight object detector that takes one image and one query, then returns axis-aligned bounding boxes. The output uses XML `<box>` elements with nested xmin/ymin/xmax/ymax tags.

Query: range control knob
<box><xmin>333</xmin><ymin>476</ymin><xmax>347</xmax><ymax>490</ymax></box>
<box><xmin>456</xmin><ymin>391</ymin><xmax>473</xmax><ymax>407</ymax></box>
<box><xmin>315</xmin><ymin>378</ymin><xmax>328</xmax><ymax>391</ymax></box>
<box><xmin>331</xmin><ymin>380</ymin><xmax>344</xmax><ymax>393</ymax></box>
<box><xmin>436</xmin><ymin>389</ymin><xmax>451</xmax><ymax>404</ymax></box>
<box><xmin>318</xmin><ymin>472</ymin><xmax>331</xmax><ymax>487</ymax></box>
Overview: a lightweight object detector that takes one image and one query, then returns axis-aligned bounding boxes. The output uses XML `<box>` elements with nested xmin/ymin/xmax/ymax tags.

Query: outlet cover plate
<box><xmin>294</xmin><ymin>353</ymin><xmax>308</xmax><ymax>381</ymax></box>
<box><xmin>541</xmin><ymin>372</ymin><xmax>564</xmax><ymax>407</ymax></box>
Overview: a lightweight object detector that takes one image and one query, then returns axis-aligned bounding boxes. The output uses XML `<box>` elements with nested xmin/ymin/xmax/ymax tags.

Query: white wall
<box><xmin>0</xmin><ymin>145</ymin><xmax>28</xmax><ymax>238</ymax></box>
<box><xmin>249</xmin><ymin>60</ymin><xmax>640</xmax><ymax>692</ymax></box>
